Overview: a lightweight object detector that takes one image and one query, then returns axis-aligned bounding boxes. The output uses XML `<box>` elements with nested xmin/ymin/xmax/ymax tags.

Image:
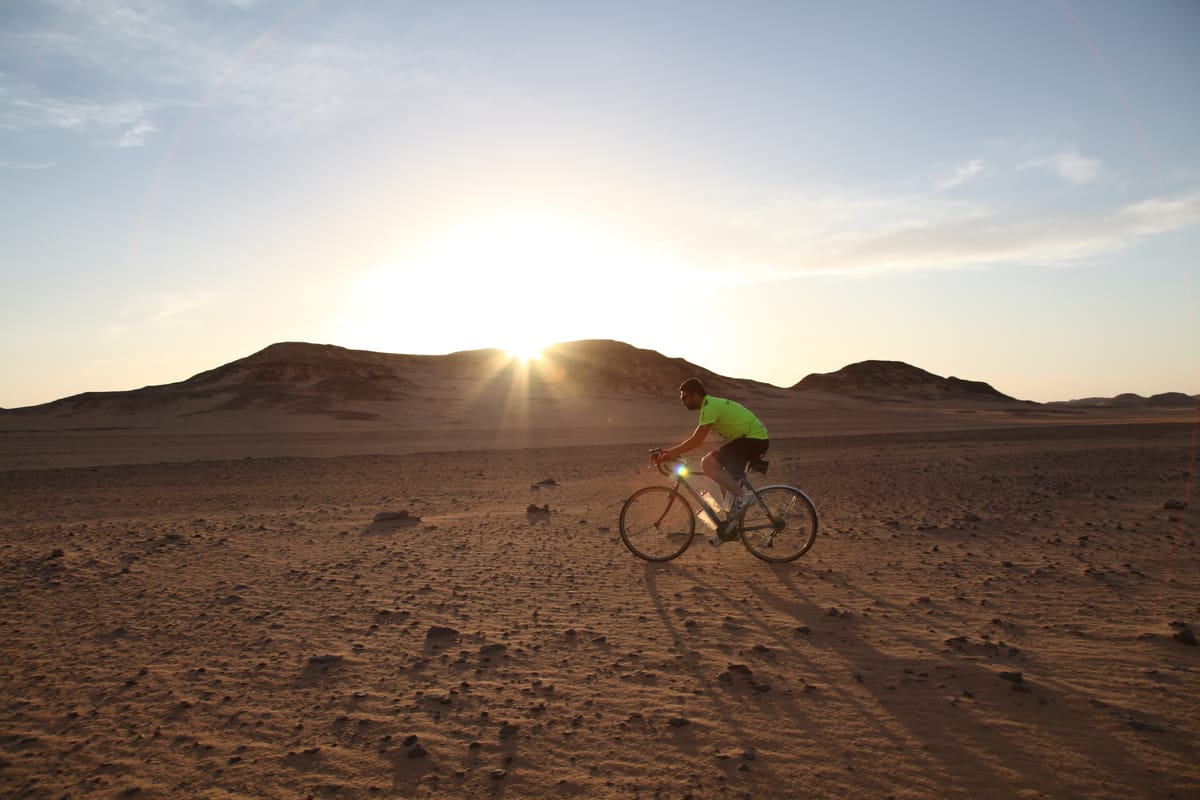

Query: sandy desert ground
<box><xmin>2</xmin><ymin>421</ymin><xmax>1198</xmax><ymax>799</ymax></box>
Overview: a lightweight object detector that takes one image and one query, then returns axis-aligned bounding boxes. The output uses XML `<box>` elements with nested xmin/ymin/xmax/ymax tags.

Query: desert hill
<box><xmin>1050</xmin><ymin>391</ymin><xmax>1197</xmax><ymax>409</ymax></box>
<box><xmin>2</xmin><ymin>340</ymin><xmax>768</xmax><ymax>423</ymax></box>
<box><xmin>2</xmin><ymin>341</ymin><xmax>1196</xmax><ymax>469</ymax></box>
<box><xmin>793</xmin><ymin>360</ymin><xmax>1022</xmax><ymax>403</ymax></box>
<box><xmin>5</xmin><ymin>342</ymin><xmax>1023</xmax><ymax>423</ymax></box>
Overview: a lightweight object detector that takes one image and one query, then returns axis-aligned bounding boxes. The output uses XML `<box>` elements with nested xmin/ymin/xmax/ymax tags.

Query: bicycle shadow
<box><xmin>639</xmin><ymin>557</ymin><xmax>1165</xmax><ymax>797</ymax></box>
<box><xmin>640</xmin><ymin>561</ymin><xmax>827</xmax><ymax>787</ymax></box>
<box><xmin>751</xmin><ymin>565</ymin><xmax>1166</xmax><ymax>797</ymax></box>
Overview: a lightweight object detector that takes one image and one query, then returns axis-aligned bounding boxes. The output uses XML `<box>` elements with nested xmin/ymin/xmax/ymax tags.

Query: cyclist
<box><xmin>654</xmin><ymin>378</ymin><xmax>769</xmax><ymax>532</ymax></box>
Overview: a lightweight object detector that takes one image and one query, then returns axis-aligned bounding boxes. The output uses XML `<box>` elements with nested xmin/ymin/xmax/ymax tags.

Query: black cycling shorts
<box><xmin>715</xmin><ymin>437</ymin><xmax>769</xmax><ymax>479</ymax></box>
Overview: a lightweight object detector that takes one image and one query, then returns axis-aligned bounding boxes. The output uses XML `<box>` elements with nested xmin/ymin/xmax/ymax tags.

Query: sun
<box><xmin>335</xmin><ymin>210</ymin><xmax>697</xmax><ymax>359</ymax></box>
<box><xmin>506</xmin><ymin>341</ymin><xmax>544</xmax><ymax>363</ymax></box>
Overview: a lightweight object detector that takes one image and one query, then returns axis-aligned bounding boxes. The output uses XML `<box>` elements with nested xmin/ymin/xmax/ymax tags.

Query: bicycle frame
<box><xmin>646</xmin><ymin>461</ymin><xmax>710</xmax><ymax>526</ymax></box>
<box><xmin>655</xmin><ymin>459</ymin><xmax>768</xmax><ymax>531</ymax></box>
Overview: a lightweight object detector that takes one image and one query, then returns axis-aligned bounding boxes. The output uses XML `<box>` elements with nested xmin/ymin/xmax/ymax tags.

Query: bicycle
<box><xmin>619</xmin><ymin>448</ymin><xmax>818</xmax><ymax>563</ymax></box>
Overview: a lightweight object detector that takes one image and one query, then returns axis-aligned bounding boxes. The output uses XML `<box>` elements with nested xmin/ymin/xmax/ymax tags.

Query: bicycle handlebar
<box><xmin>647</xmin><ymin>448</ymin><xmax>685</xmax><ymax>477</ymax></box>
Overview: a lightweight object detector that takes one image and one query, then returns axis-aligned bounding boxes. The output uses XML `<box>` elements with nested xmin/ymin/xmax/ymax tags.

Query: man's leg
<box><xmin>700</xmin><ymin>449</ymin><xmax>746</xmax><ymax>501</ymax></box>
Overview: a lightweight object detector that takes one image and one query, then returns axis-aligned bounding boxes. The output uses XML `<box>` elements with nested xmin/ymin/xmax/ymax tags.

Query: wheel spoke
<box><xmin>619</xmin><ymin>486</ymin><xmax>696</xmax><ymax>561</ymax></box>
<box><xmin>735</xmin><ymin>487</ymin><xmax>817</xmax><ymax>563</ymax></box>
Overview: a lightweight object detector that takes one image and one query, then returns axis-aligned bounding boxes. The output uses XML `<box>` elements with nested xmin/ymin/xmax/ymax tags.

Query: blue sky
<box><xmin>2</xmin><ymin>0</ymin><xmax>1197</xmax><ymax>407</ymax></box>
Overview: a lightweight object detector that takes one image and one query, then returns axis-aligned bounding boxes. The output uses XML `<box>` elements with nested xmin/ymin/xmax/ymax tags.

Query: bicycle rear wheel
<box><xmin>735</xmin><ymin>486</ymin><xmax>817</xmax><ymax>563</ymax></box>
<box><xmin>619</xmin><ymin>486</ymin><xmax>696</xmax><ymax>561</ymax></box>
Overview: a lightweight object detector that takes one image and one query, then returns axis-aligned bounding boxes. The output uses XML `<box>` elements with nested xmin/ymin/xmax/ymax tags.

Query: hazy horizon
<box><xmin>2</xmin><ymin>2</ymin><xmax>1197</xmax><ymax>407</ymax></box>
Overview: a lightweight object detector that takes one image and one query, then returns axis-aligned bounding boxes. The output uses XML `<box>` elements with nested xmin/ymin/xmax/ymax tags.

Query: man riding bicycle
<box><xmin>653</xmin><ymin>378</ymin><xmax>769</xmax><ymax>523</ymax></box>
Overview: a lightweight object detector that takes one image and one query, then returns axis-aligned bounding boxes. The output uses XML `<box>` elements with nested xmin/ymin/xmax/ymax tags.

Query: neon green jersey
<box><xmin>698</xmin><ymin>396</ymin><xmax>768</xmax><ymax>441</ymax></box>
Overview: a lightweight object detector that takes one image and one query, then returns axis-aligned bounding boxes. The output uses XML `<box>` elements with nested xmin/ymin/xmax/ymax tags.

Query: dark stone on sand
<box><xmin>527</xmin><ymin>503</ymin><xmax>551</xmax><ymax>513</ymax></box>
<box><xmin>426</xmin><ymin>625</ymin><xmax>460</xmax><ymax>640</ymax></box>
<box><xmin>373</xmin><ymin>510</ymin><xmax>420</xmax><ymax>523</ymax></box>
<box><xmin>308</xmin><ymin>654</ymin><xmax>343</xmax><ymax>664</ymax></box>
<box><xmin>1130</xmin><ymin>719</ymin><xmax>1165</xmax><ymax>733</ymax></box>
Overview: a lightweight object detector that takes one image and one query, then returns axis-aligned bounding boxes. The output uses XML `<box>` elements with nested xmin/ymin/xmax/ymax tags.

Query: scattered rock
<box><xmin>308</xmin><ymin>654</ymin><xmax>343</xmax><ymax>665</ymax></box>
<box><xmin>668</xmin><ymin>717</ymin><xmax>690</xmax><ymax>728</ymax></box>
<box><xmin>480</xmin><ymin>643</ymin><xmax>508</xmax><ymax>657</ymax></box>
<box><xmin>526</xmin><ymin>504</ymin><xmax>551</xmax><ymax>514</ymax></box>
<box><xmin>1163</xmin><ymin>500</ymin><xmax>1187</xmax><ymax>510</ymax></box>
<box><xmin>534</xmin><ymin>478</ymin><xmax>558</xmax><ymax>486</ymax></box>
<box><xmin>1172</xmin><ymin>627</ymin><xmax>1197</xmax><ymax>646</ymax></box>
<box><xmin>425</xmin><ymin>625</ymin><xmax>460</xmax><ymax>641</ymax></box>
<box><xmin>1130</xmin><ymin>719</ymin><xmax>1165</xmax><ymax>733</ymax></box>
<box><xmin>373</xmin><ymin>510</ymin><xmax>420</xmax><ymax>524</ymax></box>
<box><xmin>402</xmin><ymin>735</ymin><xmax>428</xmax><ymax>758</ymax></box>
<box><xmin>998</xmin><ymin>671</ymin><xmax>1023</xmax><ymax>684</ymax></box>
<box><xmin>490</xmin><ymin>769</ymin><xmax>507</xmax><ymax>780</ymax></box>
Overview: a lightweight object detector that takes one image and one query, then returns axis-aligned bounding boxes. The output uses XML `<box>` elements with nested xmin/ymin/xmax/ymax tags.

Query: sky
<box><xmin>2</xmin><ymin>0</ymin><xmax>1198</xmax><ymax>407</ymax></box>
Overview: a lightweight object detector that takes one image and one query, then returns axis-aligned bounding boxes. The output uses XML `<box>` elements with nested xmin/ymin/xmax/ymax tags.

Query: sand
<box><xmin>1</xmin><ymin>419</ymin><xmax>1197</xmax><ymax>799</ymax></box>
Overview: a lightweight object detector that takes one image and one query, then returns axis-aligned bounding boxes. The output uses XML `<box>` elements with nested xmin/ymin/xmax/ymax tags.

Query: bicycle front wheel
<box><xmin>619</xmin><ymin>486</ymin><xmax>696</xmax><ymax>562</ymax></box>
<box><xmin>735</xmin><ymin>486</ymin><xmax>818</xmax><ymax>563</ymax></box>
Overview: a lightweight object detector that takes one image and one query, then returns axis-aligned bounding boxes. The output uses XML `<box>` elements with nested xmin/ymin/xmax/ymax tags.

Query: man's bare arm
<box><xmin>661</xmin><ymin>424</ymin><xmax>713</xmax><ymax>461</ymax></box>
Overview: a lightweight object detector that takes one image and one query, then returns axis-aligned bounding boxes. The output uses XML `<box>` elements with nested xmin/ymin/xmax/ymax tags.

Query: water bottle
<box><xmin>697</xmin><ymin>490</ymin><xmax>721</xmax><ymax>529</ymax></box>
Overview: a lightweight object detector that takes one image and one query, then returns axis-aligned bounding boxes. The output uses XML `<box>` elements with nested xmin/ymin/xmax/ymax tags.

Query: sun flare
<box><xmin>506</xmin><ymin>342</ymin><xmax>544</xmax><ymax>363</ymax></box>
<box><xmin>338</xmin><ymin>210</ymin><xmax>697</xmax><ymax>359</ymax></box>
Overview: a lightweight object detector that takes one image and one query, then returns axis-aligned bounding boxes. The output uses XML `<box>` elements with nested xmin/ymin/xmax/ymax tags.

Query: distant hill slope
<box><xmin>535</xmin><ymin>340</ymin><xmax>774</xmax><ymax>397</ymax></box>
<box><xmin>1049</xmin><ymin>392</ymin><xmax>1197</xmax><ymax>409</ymax></box>
<box><xmin>6</xmin><ymin>342</ymin><xmax>427</xmax><ymax>421</ymax></box>
<box><xmin>1</xmin><ymin>340</ymin><xmax>769</xmax><ymax>422</ymax></box>
<box><xmin>792</xmin><ymin>360</ymin><xmax>1021</xmax><ymax>403</ymax></box>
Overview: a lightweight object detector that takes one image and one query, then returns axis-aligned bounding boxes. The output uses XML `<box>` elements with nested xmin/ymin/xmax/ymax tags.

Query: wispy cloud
<box><xmin>938</xmin><ymin>159</ymin><xmax>985</xmax><ymax>190</ymax></box>
<box><xmin>0</xmin><ymin>3</ymin><xmax>442</xmax><ymax>146</ymax></box>
<box><xmin>697</xmin><ymin>183</ymin><xmax>1200</xmax><ymax>282</ymax></box>
<box><xmin>770</xmin><ymin>192</ymin><xmax>1200</xmax><ymax>276</ymax></box>
<box><xmin>103</xmin><ymin>291</ymin><xmax>224</xmax><ymax>336</ymax></box>
<box><xmin>147</xmin><ymin>290</ymin><xmax>224</xmax><ymax>324</ymax></box>
<box><xmin>0</xmin><ymin>158</ymin><xmax>56</xmax><ymax>170</ymax></box>
<box><xmin>1020</xmin><ymin>149</ymin><xmax>1102</xmax><ymax>184</ymax></box>
<box><xmin>0</xmin><ymin>78</ymin><xmax>158</xmax><ymax>146</ymax></box>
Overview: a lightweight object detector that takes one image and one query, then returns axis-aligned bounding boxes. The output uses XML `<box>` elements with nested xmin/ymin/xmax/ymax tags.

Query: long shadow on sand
<box><xmin>757</xmin><ymin>566</ymin><xmax>1163</xmax><ymax>797</ymax></box>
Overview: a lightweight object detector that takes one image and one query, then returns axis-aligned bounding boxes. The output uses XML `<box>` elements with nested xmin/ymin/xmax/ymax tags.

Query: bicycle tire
<box><xmin>619</xmin><ymin>486</ymin><xmax>696</xmax><ymax>562</ymax></box>
<box><xmin>735</xmin><ymin>486</ymin><xmax>818</xmax><ymax>563</ymax></box>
